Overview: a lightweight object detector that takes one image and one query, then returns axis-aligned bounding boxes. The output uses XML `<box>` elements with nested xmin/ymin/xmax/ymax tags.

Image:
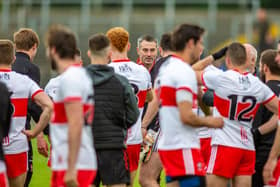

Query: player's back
<box><xmin>209</xmin><ymin>70</ymin><xmax>275</xmax><ymax>150</ymax></box>
<box><xmin>109</xmin><ymin>59</ymin><xmax>151</xmax><ymax>106</ymax></box>
<box><xmin>155</xmin><ymin>56</ymin><xmax>199</xmax><ymax>150</ymax></box>
<box><xmin>0</xmin><ymin>70</ymin><xmax>43</xmax><ymax>154</ymax></box>
<box><xmin>109</xmin><ymin>59</ymin><xmax>151</xmax><ymax>145</ymax></box>
<box><xmin>50</xmin><ymin>66</ymin><xmax>97</xmax><ymax>171</ymax></box>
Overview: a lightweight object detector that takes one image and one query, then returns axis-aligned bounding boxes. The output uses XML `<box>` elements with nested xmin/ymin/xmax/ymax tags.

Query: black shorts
<box><xmin>93</xmin><ymin>149</ymin><xmax>130</xmax><ymax>186</ymax></box>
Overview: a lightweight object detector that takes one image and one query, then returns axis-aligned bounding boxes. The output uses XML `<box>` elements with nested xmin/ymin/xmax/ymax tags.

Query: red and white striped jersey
<box><xmin>50</xmin><ymin>66</ymin><xmax>97</xmax><ymax>171</ymax></box>
<box><xmin>202</xmin><ymin>68</ymin><xmax>275</xmax><ymax>150</ymax></box>
<box><xmin>0</xmin><ymin>69</ymin><xmax>43</xmax><ymax>154</ymax></box>
<box><xmin>154</xmin><ymin>55</ymin><xmax>200</xmax><ymax>150</ymax></box>
<box><xmin>109</xmin><ymin>59</ymin><xmax>152</xmax><ymax>145</ymax></box>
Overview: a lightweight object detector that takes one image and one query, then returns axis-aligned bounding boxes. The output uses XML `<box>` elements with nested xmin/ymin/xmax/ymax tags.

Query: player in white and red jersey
<box><xmin>0</xmin><ymin>82</ymin><xmax>12</xmax><ymax>187</ymax></box>
<box><xmin>155</xmin><ymin>24</ymin><xmax>224</xmax><ymax>187</ymax></box>
<box><xmin>106</xmin><ymin>27</ymin><xmax>152</xmax><ymax>185</ymax></box>
<box><xmin>44</xmin><ymin>49</ymin><xmax>82</xmax><ymax>168</ymax></box>
<box><xmin>45</xmin><ymin>25</ymin><xmax>97</xmax><ymax>187</ymax></box>
<box><xmin>195</xmin><ymin>42</ymin><xmax>279</xmax><ymax>187</ymax></box>
<box><xmin>0</xmin><ymin>40</ymin><xmax>53</xmax><ymax>187</ymax></box>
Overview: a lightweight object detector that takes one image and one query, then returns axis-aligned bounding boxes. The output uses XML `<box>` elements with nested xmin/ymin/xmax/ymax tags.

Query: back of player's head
<box><xmin>13</xmin><ymin>28</ymin><xmax>39</xmax><ymax>51</ymax></box>
<box><xmin>171</xmin><ymin>23</ymin><xmax>205</xmax><ymax>52</ymax></box>
<box><xmin>227</xmin><ymin>42</ymin><xmax>247</xmax><ymax>66</ymax></box>
<box><xmin>260</xmin><ymin>49</ymin><xmax>280</xmax><ymax>75</ymax></box>
<box><xmin>88</xmin><ymin>33</ymin><xmax>110</xmax><ymax>57</ymax></box>
<box><xmin>0</xmin><ymin>40</ymin><xmax>15</xmax><ymax>65</ymax></box>
<box><xmin>160</xmin><ymin>33</ymin><xmax>172</xmax><ymax>51</ymax></box>
<box><xmin>137</xmin><ymin>35</ymin><xmax>158</xmax><ymax>48</ymax></box>
<box><xmin>106</xmin><ymin>27</ymin><xmax>129</xmax><ymax>52</ymax></box>
<box><xmin>45</xmin><ymin>24</ymin><xmax>77</xmax><ymax>59</ymax></box>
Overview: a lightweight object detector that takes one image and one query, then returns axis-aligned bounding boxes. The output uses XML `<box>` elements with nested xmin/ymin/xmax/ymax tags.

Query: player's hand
<box><xmin>205</xmin><ymin>116</ymin><xmax>224</xmax><ymax>128</ymax></box>
<box><xmin>263</xmin><ymin>158</ymin><xmax>277</xmax><ymax>184</ymax></box>
<box><xmin>37</xmin><ymin>133</ymin><xmax>49</xmax><ymax>158</ymax></box>
<box><xmin>64</xmin><ymin>169</ymin><xmax>78</xmax><ymax>187</ymax></box>
<box><xmin>212</xmin><ymin>46</ymin><xmax>228</xmax><ymax>60</ymax></box>
<box><xmin>22</xmin><ymin>130</ymin><xmax>36</xmax><ymax>140</ymax></box>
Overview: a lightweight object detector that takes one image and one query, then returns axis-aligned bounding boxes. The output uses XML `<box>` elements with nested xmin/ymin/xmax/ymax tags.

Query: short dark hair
<box><xmin>88</xmin><ymin>33</ymin><xmax>110</xmax><ymax>57</ymax></box>
<box><xmin>0</xmin><ymin>40</ymin><xmax>14</xmax><ymax>65</ymax></box>
<box><xmin>137</xmin><ymin>35</ymin><xmax>157</xmax><ymax>48</ymax></box>
<box><xmin>227</xmin><ymin>42</ymin><xmax>247</xmax><ymax>66</ymax></box>
<box><xmin>171</xmin><ymin>24</ymin><xmax>205</xmax><ymax>52</ymax></box>
<box><xmin>160</xmin><ymin>32</ymin><xmax>172</xmax><ymax>51</ymax></box>
<box><xmin>13</xmin><ymin>28</ymin><xmax>39</xmax><ymax>50</ymax></box>
<box><xmin>45</xmin><ymin>24</ymin><xmax>77</xmax><ymax>59</ymax></box>
<box><xmin>260</xmin><ymin>49</ymin><xmax>280</xmax><ymax>75</ymax></box>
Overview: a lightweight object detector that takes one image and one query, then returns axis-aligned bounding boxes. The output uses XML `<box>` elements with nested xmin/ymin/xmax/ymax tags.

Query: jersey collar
<box><xmin>232</xmin><ymin>69</ymin><xmax>249</xmax><ymax>75</ymax></box>
<box><xmin>171</xmin><ymin>54</ymin><xmax>184</xmax><ymax>62</ymax></box>
<box><xmin>0</xmin><ymin>68</ymin><xmax>11</xmax><ymax>72</ymax></box>
<box><xmin>112</xmin><ymin>59</ymin><xmax>130</xmax><ymax>63</ymax></box>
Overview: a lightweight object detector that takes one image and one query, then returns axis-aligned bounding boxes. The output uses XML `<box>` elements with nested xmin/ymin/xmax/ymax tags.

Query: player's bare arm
<box><xmin>258</xmin><ymin>114</ymin><xmax>278</xmax><ymax>135</ymax></box>
<box><xmin>177</xmin><ymin>101</ymin><xmax>223</xmax><ymax>128</ymax></box>
<box><xmin>263</xmin><ymin>96</ymin><xmax>279</xmax><ymax>184</ymax></box>
<box><xmin>142</xmin><ymin>89</ymin><xmax>158</xmax><ymax>129</ymax></box>
<box><xmin>192</xmin><ymin>46</ymin><xmax>228</xmax><ymax>71</ymax></box>
<box><xmin>23</xmin><ymin>92</ymin><xmax>53</xmax><ymax>139</ymax></box>
<box><xmin>64</xmin><ymin>100</ymin><xmax>83</xmax><ymax>187</ymax></box>
<box><xmin>145</xmin><ymin>89</ymin><xmax>154</xmax><ymax>103</ymax></box>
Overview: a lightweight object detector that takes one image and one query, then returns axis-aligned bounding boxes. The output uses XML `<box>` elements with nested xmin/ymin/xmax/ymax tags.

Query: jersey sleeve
<box><xmin>201</xmin><ymin>68</ymin><xmax>222</xmax><ymax>90</ymax></box>
<box><xmin>175</xmin><ymin>68</ymin><xmax>197</xmax><ymax>104</ymax></box>
<box><xmin>261</xmin><ymin>83</ymin><xmax>276</xmax><ymax>104</ymax></box>
<box><xmin>60</xmin><ymin>73</ymin><xmax>84</xmax><ymax>102</ymax></box>
<box><xmin>45</xmin><ymin>80</ymin><xmax>56</xmax><ymax>100</ymax></box>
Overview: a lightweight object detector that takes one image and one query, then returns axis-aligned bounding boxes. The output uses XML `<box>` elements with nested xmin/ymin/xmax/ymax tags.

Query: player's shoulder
<box><xmin>45</xmin><ymin>75</ymin><xmax>61</xmax><ymax>88</ymax></box>
<box><xmin>11</xmin><ymin>71</ymin><xmax>32</xmax><ymax>82</ymax></box>
<box><xmin>63</xmin><ymin>66</ymin><xmax>86</xmax><ymax>79</ymax></box>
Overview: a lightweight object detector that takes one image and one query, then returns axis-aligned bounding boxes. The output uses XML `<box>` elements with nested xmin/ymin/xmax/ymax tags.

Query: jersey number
<box><xmin>227</xmin><ymin>95</ymin><xmax>257</xmax><ymax>122</ymax></box>
<box><xmin>130</xmin><ymin>83</ymin><xmax>139</xmax><ymax>104</ymax></box>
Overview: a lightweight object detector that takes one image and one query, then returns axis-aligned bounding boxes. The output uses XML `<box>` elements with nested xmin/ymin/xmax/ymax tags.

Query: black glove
<box><xmin>251</xmin><ymin>128</ymin><xmax>261</xmax><ymax>146</ymax></box>
<box><xmin>202</xmin><ymin>89</ymin><xmax>214</xmax><ymax>107</ymax></box>
<box><xmin>212</xmin><ymin>46</ymin><xmax>228</xmax><ymax>60</ymax></box>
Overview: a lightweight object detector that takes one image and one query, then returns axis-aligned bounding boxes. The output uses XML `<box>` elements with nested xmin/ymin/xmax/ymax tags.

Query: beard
<box><xmin>260</xmin><ymin>71</ymin><xmax>266</xmax><ymax>82</ymax></box>
<box><xmin>190</xmin><ymin>52</ymin><xmax>200</xmax><ymax>65</ymax></box>
<box><xmin>259</xmin><ymin>67</ymin><xmax>266</xmax><ymax>82</ymax></box>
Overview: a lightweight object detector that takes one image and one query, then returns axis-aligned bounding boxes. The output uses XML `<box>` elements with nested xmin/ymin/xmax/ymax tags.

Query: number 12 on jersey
<box><xmin>227</xmin><ymin>94</ymin><xmax>258</xmax><ymax>123</ymax></box>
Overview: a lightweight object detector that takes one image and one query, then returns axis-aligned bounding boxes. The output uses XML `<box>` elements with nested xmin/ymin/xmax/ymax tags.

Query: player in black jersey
<box><xmin>252</xmin><ymin>49</ymin><xmax>280</xmax><ymax>186</ymax></box>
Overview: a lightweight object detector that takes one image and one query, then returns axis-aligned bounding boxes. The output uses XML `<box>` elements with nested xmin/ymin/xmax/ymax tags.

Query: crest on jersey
<box><xmin>239</xmin><ymin>76</ymin><xmax>251</xmax><ymax>90</ymax></box>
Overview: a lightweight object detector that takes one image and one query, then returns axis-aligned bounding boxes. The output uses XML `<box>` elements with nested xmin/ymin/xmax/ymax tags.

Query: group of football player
<box><xmin>1</xmin><ymin>22</ymin><xmax>280</xmax><ymax>187</ymax></box>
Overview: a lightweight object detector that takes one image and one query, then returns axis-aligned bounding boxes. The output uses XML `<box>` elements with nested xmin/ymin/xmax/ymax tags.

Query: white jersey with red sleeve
<box><xmin>202</xmin><ymin>69</ymin><xmax>275</xmax><ymax>150</ymax></box>
<box><xmin>0</xmin><ymin>69</ymin><xmax>43</xmax><ymax>154</ymax></box>
<box><xmin>50</xmin><ymin>66</ymin><xmax>97</xmax><ymax>171</ymax></box>
<box><xmin>154</xmin><ymin>55</ymin><xmax>200</xmax><ymax>150</ymax></box>
<box><xmin>109</xmin><ymin>59</ymin><xmax>152</xmax><ymax>145</ymax></box>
